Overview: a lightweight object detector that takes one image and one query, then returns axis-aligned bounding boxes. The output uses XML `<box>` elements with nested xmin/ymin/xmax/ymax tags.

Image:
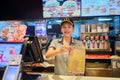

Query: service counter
<box><xmin>24</xmin><ymin>68</ymin><xmax>120</xmax><ymax>78</ymax></box>
<box><xmin>24</xmin><ymin>73</ymin><xmax>120</xmax><ymax>80</ymax></box>
<box><xmin>22</xmin><ymin>60</ymin><xmax>120</xmax><ymax>79</ymax></box>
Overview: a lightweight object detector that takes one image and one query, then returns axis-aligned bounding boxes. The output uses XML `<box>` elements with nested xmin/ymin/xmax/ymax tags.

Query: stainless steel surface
<box><xmin>86</xmin><ymin>62</ymin><xmax>109</xmax><ymax>68</ymax></box>
<box><xmin>112</xmin><ymin>69</ymin><xmax>120</xmax><ymax>78</ymax></box>
<box><xmin>39</xmin><ymin>74</ymin><xmax>120</xmax><ymax>80</ymax></box>
<box><xmin>85</xmin><ymin>68</ymin><xmax>112</xmax><ymax>77</ymax></box>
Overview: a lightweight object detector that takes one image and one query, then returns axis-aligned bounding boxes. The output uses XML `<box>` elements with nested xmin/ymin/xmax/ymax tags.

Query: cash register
<box><xmin>22</xmin><ymin>36</ymin><xmax>54</xmax><ymax>79</ymax></box>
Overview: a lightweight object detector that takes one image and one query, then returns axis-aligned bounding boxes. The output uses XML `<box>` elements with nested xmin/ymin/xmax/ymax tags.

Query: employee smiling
<box><xmin>45</xmin><ymin>17</ymin><xmax>83</xmax><ymax>75</ymax></box>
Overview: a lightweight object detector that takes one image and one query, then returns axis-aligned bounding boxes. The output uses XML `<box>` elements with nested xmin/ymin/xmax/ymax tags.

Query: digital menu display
<box><xmin>81</xmin><ymin>0</ymin><xmax>120</xmax><ymax>16</ymax></box>
<box><xmin>35</xmin><ymin>21</ymin><xmax>47</xmax><ymax>37</ymax></box>
<box><xmin>0</xmin><ymin>21</ymin><xmax>27</xmax><ymax>42</ymax></box>
<box><xmin>109</xmin><ymin>0</ymin><xmax>120</xmax><ymax>15</ymax></box>
<box><xmin>0</xmin><ymin>43</ymin><xmax>23</xmax><ymax>67</ymax></box>
<box><xmin>42</xmin><ymin>0</ymin><xmax>81</xmax><ymax>18</ymax></box>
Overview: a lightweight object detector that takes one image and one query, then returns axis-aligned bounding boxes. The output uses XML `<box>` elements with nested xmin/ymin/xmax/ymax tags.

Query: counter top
<box><xmin>38</xmin><ymin>74</ymin><xmax>120</xmax><ymax>80</ymax></box>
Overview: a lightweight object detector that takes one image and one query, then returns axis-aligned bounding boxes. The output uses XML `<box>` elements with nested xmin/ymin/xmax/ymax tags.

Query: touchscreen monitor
<box><xmin>23</xmin><ymin>36</ymin><xmax>44</xmax><ymax>63</ymax></box>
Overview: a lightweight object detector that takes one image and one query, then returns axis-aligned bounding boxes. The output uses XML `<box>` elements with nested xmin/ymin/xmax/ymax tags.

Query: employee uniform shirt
<box><xmin>48</xmin><ymin>37</ymin><xmax>83</xmax><ymax>75</ymax></box>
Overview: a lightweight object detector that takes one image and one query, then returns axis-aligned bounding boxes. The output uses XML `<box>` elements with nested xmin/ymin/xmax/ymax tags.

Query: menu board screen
<box><xmin>109</xmin><ymin>0</ymin><xmax>120</xmax><ymax>15</ymax></box>
<box><xmin>35</xmin><ymin>21</ymin><xmax>47</xmax><ymax>37</ymax></box>
<box><xmin>42</xmin><ymin>0</ymin><xmax>81</xmax><ymax>18</ymax></box>
<box><xmin>0</xmin><ymin>21</ymin><xmax>27</xmax><ymax>42</ymax></box>
<box><xmin>81</xmin><ymin>0</ymin><xmax>120</xmax><ymax>16</ymax></box>
<box><xmin>0</xmin><ymin>43</ymin><xmax>23</xmax><ymax>67</ymax></box>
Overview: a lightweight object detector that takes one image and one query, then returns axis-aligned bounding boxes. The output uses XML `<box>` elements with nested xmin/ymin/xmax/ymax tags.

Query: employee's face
<box><xmin>61</xmin><ymin>22</ymin><xmax>74</xmax><ymax>37</ymax></box>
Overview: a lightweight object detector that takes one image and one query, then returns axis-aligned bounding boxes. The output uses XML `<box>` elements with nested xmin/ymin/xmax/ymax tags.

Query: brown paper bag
<box><xmin>68</xmin><ymin>46</ymin><xmax>86</xmax><ymax>75</ymax></box>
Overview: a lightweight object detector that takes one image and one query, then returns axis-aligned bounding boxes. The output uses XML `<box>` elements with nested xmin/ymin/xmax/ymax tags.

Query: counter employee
<box><xmin>45</xmin><ymin>18</ymin><xmax>83</xmax><ymax>75</ymax></box>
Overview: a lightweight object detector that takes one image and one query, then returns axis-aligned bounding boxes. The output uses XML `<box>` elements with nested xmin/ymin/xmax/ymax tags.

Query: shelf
<box><xmin>86</xmin><ymin>68</ymin><xmax>112</xmax><ymax>70</ymax></box>
<box><xmin>86</xmin><ymin>58</ymin><xmax>110</xmax><ymax>59</ymax></box>
<box><xmin>86</xmin><ymin>49</ymin><xmax>110</xmax><ymax>54</ymax></box>
<box><xmin>81</xmin><ymin>32</ymin><xmax>108</xmax><ymax>34</ymax></box>
<box><xmin>86</xmin><ymin>54</ymin><xmax>110</xmax><ymax>59</ymax></box>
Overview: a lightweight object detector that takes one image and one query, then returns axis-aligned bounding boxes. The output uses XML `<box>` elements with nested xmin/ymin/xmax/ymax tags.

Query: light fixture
<box><xmin>98</xmin><ymin>18</ymin><xmax>112</xmax><ymax>21</ymax></box>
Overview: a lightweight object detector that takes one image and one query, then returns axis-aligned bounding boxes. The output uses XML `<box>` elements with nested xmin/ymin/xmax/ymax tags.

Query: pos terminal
<box><xmin>2</xmin><ymin>55</ymin><xmax>22</xmax><ymax>80</ymax></box>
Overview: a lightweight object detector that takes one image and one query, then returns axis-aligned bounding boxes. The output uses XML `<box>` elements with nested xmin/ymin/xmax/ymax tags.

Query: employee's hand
<box><xmin>45</xmin><ymin>43</ymin><xmax>71</xmax><ymax>58</ymax></box>
<box><xmin>58</xmin><ymin>44</ymin><xmax>71</xmax><ymax>54</ymax></box>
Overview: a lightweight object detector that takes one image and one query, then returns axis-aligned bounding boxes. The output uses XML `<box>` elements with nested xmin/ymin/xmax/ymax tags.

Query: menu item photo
<box><xmin>43</xmin><ymin>0</ymin><xmax>81</xmax><ymax>18</ymax></box>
